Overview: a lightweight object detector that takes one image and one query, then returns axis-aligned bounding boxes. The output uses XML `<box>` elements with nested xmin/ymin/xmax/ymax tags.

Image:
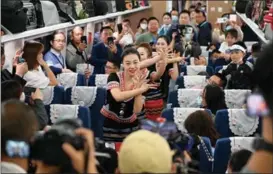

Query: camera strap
<box><xmin>83</xmin><ymin>145</ymin><xmax>89</xmax><ymax>174</ymax></box>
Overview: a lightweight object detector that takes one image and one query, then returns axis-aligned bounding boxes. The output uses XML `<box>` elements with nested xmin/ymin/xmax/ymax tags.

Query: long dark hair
<box><xmin>22</xmin><ymin>41</ymin><xmax>44</xmax><ymax>70</ymax></box>
<box><xmin>203</xmin><ymin>84</ymin><xmax>227</xmax><ymax>115</ymax></box>
<box><xmin>137</xmin><ymin>18</ymin><xmax>148</xmax><ymax>28</ymax></box>
<box><xmin>184</xmin><ymin>110</ymin><xmax>220</xmax><ymax>146</ymax></box>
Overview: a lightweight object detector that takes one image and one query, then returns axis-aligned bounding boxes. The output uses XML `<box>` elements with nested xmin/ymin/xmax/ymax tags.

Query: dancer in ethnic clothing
<box><xmin>137</xmin><ymin>43</ymin><xmax>167</xmax><ymax>120</ymax></box>
<box><xmin>101</xmin><ymin>48</ymin><xmax>157</xmax><ymax>142</ymax></box>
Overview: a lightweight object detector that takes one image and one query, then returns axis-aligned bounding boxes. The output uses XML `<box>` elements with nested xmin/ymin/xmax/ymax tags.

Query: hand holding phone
<box><xmin>81</xmin><ymin>36</ymin><xmax>87</xmax><ymax>45</ymax></box>
<box><xmin>107</xmin><ymin>37</ymin><xmax>114</xmax><ymax>46</ymax></box>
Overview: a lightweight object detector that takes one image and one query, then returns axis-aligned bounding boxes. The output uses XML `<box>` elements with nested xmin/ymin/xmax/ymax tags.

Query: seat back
<box><xmin>215</xmin><ymin>109</ymin><xmax>261</xmax><ymax>138</ymax></box>
<box><xmin>167</xmin><ymin>89</ymin><xmax>203</xmax><ymax>108</ymax></box>
<box><xmin>41</xmin><ymin>86</ymin><xmax>65</xmax><ymax>105</ymax></box>
<box><xmin>88</xmin><ymin>74</ymin><xmax>108</xmax><ymax>88</ymax></box>
<box><xmin>64</xmin><ymin>86</ymin><xmax>106</xmax><ymax>137</ymax></box>
<box><xmin>40</xmin><ymin>0</ymin><xmax>61</xmax><ymax>26</ymax></box>
<box><xmin>46</xmin><ymin>104</ymin><xmax>91</xmax><ymax>129</ymax></box>
<box><xmin>224</xmin><ymin>90</ymin><xmax>251</xmax><ymax>109</ymax></box>
<box><xmin>57</xmin><ymin>73</ymin><xmax>86</xmax><ymax>88</ymax></box>
<box><xmin>162</xmin><ymin>108</ymin><xmax>212</xmax><ymax>133</ymax></box>
<box><xmin>199</xmin><ymin>137</ymin><xmax>213</xmax><ymax>173</ymax></box>
<box><xmin>181</xmin><ymin>65</ymin><xmax>214</xmax><ymax>76</ymax></box>
<box><xmin>76</xmin><ymin>63</ymin><xmax>94</xmax><ymax>75</ymax></box>
<box><xmin>176</xmin><ymin>75</ymin><xmax>207</xmax><ymax>89</ymax></box>
<box><xmin>213</xmin><ymin>137</ymin><xmax>255</xmax><ymax>173</ymax></box>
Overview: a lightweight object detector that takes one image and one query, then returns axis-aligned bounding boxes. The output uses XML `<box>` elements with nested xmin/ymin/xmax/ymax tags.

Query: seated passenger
<box><xmin>114</xmin><ymin>19</ymin><xmax>135</xmax><ymax>47</ymax></box>
<box><xmin>23</xmin><ymin>41</ymin><xmax>58</xmax><ymax>88</ymax></box>
<box><xmin>44</xmin><ymin>31</ymin><xmax>72</xmax><ymax>75</ymax></box>
<box><xmin>247</xmin><ymin>42</ymin><xmax>262</xmax><ymax>65</ymax></box>
<box><xmin>1</xmin><ymin>80</ymin><xmax>48</xmax><ymax>129</ymax></box>
<box><xmin>220</xmin><ymin>42</ymin><xmax>253</xmax><ymax>89</ymax></box>
<box><xmin>184</xmin><ymin>110</ymin><xmax>220</xmax><ymax>147</ymax></box>
<box><xmin>66</xmin><ymin>26</ymin><xmax>90</xmax><ymax>73</ymax></box>
<box><xmin>207</xmin><ymin>73</ymin><xmax>227</xmax><ymax>88</ymax></box>
<box><xmin>227</xmin><ymin>149</ymin><xmax>252</xmax><ymax>173</ymax></box>
<box><xmin>201</xmin><ymin>84</ymin><xmax>228</xmax><ymax>115</ymax></box>
<box><xmin>90</xmin><ymin>26</ymin><xmax>122</xmax><ymax>74</ymax></box>
<box><xmin>105</xmin><ymin>58</ymin><xmax>120</xmax><ymax>74</ymax></box>
<box><xmin>1</xmin><ymin>46</ymin><xmax>28</xmax><ymax>87</ymax></box>
<box><xmin>1</xmin><ymin>100</ymin><xmax>39</xmax><ymax>173</ymax></box>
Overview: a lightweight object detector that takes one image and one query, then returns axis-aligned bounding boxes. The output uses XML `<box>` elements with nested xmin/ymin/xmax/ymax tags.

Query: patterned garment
<box><xmin>144</xmin><ymin>98</ymin><xmax>164</xmax><ymax>121</ymax></box>
<box><xmin>101</xmin><ymin>72</ymin><xmax>145</xmax><ymax>142</ymax></box>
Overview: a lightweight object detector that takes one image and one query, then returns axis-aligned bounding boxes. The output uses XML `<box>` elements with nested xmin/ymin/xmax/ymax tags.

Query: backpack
<box><xmin>1</xmin><ymin>0</ymin><xmax>27</xmax><ymax>33</ymax></box>
<box><xmin>235</xmin><ymin>0</ymin><xmax>249</xmax><ymax>13</ymax></box>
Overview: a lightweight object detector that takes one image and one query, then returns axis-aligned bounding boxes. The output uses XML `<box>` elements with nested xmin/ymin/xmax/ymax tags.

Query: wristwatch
<box><xmin>253</xmin><ymin>138</ymin><xmax>273</xmax><ymax>153</ymax></box>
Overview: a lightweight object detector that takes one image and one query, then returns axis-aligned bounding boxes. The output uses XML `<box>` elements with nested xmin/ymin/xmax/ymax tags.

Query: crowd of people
<box><xmin>1</xmin><ymin>2</ymin><xmax>273</xmax><ymax>174</ymax></box>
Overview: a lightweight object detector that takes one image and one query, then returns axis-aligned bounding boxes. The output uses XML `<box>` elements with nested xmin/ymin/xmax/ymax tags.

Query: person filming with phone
<box><xmin>90</xmin><ymin>26</ymin><xmax>122</xmax><ymax>74</ymax></box>
<box><xmin>115</xmin><ymin>19</ymin><xmax>135</xmax><ymax>47</ymax></box>
<box><xmin>1</xmin><ymin>46</ymin><xmax>28</xmax><ymax>87</ymax></box>
<box><xmin>66</xmin><ymin>26</ymin><xmax>90</xmax><ymax>74</ymax></box>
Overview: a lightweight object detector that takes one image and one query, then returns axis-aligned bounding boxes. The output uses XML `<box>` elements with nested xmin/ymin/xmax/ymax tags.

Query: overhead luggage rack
<box><xmin>1</xmin><ymin>6</ymin><xmax>151</xmax><ymax>43</ymax></box>
<box><xmin>236</xmin><ymin>12</ymin><xmax>270</xmax><ymax>44</ymax></box>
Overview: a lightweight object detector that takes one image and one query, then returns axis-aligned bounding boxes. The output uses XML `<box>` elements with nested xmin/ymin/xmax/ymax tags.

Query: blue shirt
<box><xmin>44</xmin><ymin>48</ymin><xmax>66</xmax><ymax>75</ymax></box>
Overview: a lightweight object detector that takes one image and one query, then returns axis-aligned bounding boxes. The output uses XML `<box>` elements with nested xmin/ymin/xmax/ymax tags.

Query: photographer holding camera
<box><xmin>29</xmin><ymin>119</ymin><xmax>97</xmax><ymax>174</ymax></box>
<box><xmin>1</xmin><ymin>99</ymin><xmax>98</xmax><ymax>174</ymax></box>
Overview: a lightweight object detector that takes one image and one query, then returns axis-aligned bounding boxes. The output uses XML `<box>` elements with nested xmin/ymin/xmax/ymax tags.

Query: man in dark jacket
<box><xmin>195</xmin><ymin>9</ymin><xmax>212</xmax><ymax>46</ymax></box>
<box><xmin>90</xmin><ymin>26</ymin><xmax>122</xmax><ymax>74</ymax></box>
<box><xmin>1</xmin><ymin>80</ymin><xmax>48</xmax><ymax>130</ymax></box>
<box><xmin>1</xmin><ymin>45</ymin><xmax>28</xmax><ymax>87</ymax></box>
<box><xmin>219</xmin><ymin>42</ymin><xmax>253</xmax><ymax>89</ymax></box>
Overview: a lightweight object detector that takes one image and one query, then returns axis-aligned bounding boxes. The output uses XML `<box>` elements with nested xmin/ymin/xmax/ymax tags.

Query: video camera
<box><xmin>29</xmin><ymin>119</ymin><xmax>85</xmax><ymax>171</ymax></box>
<box><xmin>140</xmin><ymin>119</ymin><xmax>200</xmax><ymax>174</ymax></box>
<box><xmin>140</xmin><ymin>119</ymin><xmax>194</xmax><ymax>152</ymax></box>
<box><xmin>172</xmin><ymin>24</ymin><xmax>194</xmax><ymax>38</ymax></box>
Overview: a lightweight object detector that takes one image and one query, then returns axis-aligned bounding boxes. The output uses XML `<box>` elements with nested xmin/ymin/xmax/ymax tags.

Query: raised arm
<box><xmin>38</xmin><ymin>56</ymin><xmax>58</xmax><ymax>86</ymax></box>
<box><xmin>150</xmin><ymin>49</ymin><xmax>167</xmax><ymax>81</ymax></box>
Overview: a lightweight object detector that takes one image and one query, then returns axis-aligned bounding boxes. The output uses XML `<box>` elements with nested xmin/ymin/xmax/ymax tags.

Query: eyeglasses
<box><xmin>105</xmin><ymin>65</ymin><xmax>116</xmax><ymax>70</ymax></box>
<box><xmin>54</xmin><ymin>39</ymin><xmax>66</xmax><ymax>43</ymax></box>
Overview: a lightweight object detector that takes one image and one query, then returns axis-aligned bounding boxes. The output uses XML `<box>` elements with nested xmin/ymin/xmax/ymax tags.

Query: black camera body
<box><xmin>30</xmin><ymin>119</ymin><xmax>85</xmax><ymax>166</ymax></box>
<box><xmin>172</xmin><ymin>24</ymin><xmax>194</xmax><ymax>38</ymax></box>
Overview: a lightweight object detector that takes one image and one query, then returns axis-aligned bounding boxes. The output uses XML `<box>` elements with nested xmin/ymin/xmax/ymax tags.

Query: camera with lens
<box><xmin>29</xmin><ymin>119</ymin><xmax>85</xmax><ymax>171</ymax></box>
<box><xmin>140</xmin><ymin>119</ymin><xmax>200</xmax><ymax>174</ymax></box>
<box><xmin>172</xmin><ymin>24</ymin><xmax>194</xmax><ymax>38</ymax></box>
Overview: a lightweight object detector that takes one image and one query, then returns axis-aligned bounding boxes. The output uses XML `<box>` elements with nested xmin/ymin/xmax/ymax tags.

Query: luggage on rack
<box><xmin>94</xmin><ymin>0</ymin><xmax>108</xmax><ymax>16</ymax></box>
<box><xmin>49</xmin><ymin>0</ymin><xmax>77</xmax><ymax>23</ymax></box>
<box><xmin>23</xmin><ymin>2</ymin><xmax>38</xmax><ymax>30</ymax></box>
<box><xmin>132</xmin><ymin>0</ymin><xmax>140</xmax><ymax>8</ymax></box>
<box><xmin>84</xmin><ymin>0</ymin><xmax>95</xmax><ymax>18</ymax></box>
<box><xmin>105</xmin><ymin>0</ymin><xmax>117</xmax><ymax>13</ymax></box>
<box><xmin>235</xmin><ymin>0</ymin><xmax>249</xmax><ymax>13</ymax></box>
<box><xmin>139</xmin><ymin>0</ymin><xmax>149</xmax><ymax>7</ymax></box>
<box><xmin>116</xmin><ymin>0</ymin><xmax>126</xmax><ymax>11</ymax></box>
<box><xmin>1</xmin><ymin>0</ymin><xmax>27</xmax><ymax>33</ymax></box>
<box><xmin>40</xmin><ymin>1</ymin><xmax>61</xmax><ymax>26</ymax></box>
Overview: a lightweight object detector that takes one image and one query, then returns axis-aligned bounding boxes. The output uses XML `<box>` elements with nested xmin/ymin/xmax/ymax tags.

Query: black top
<box><xmin>102</xmin><ymin>72</ymin><xmax>145</xmax><ymax>138</ymax></box>
<box><xmin>221</xmin><ymin>62</ymin><xmax>253</xmax><ymax>89</ymax></box>
<box><xmin>149</xmin><ymin>63</ymin><xmax>176</xmax><ymax>101</ymax></box>
<box><xmin>1</xmin><ymin>67</ymin><xmax>26</xmax><ymax>87</ymax></box>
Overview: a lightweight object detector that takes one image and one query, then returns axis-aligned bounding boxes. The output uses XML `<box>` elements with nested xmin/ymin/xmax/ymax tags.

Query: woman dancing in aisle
<box><xmin>137</xmin><ymin>43</ymin><xmax>167</xmax><ymax>120</ymax></box>
<box><xmin>155</xmin><ymin>35</ymin><xmax>180</xmax><ymax>101</ymax></box>
<box><xmin>101</xmin><ymin>48</ymin><xmax>156</xmax><ymax>142</ymax></box>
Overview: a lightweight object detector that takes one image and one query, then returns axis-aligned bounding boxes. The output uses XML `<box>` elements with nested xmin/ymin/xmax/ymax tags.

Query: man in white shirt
<box><xmin>115</xmin><ymin>19</ymin><xmax>135</xmax><ymax>47</ymax></box>
<box><xmin>218</xmin><ymin>28</ymin><xmax>238</xmax><ymax>61</ymax></box>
